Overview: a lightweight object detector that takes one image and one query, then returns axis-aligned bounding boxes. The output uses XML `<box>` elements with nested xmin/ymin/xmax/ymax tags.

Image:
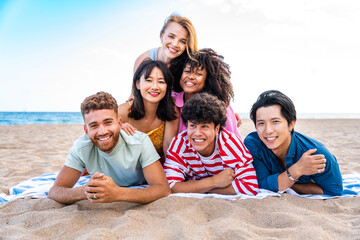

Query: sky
<box><xmin>0</xmin><ymin>0</ymin><xmax>359</xmax><ymax>114</ymax></box>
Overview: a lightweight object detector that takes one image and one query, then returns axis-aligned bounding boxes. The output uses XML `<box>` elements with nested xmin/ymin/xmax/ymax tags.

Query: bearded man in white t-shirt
<box><xmin>48</xmin><ymin>91</ymin><xmax>170</xmax><ymax>204</ymax></box>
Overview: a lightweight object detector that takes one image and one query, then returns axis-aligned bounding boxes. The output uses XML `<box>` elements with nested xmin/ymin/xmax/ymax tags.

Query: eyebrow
<box><xmin>168</xmin><ymin>32</ymin><xmax>186</xmax><ymax>41</ymax></box>
<box><xmin>147</xmin><ymin>76</ymin><xmax>165</xmax><ymax>80</ymax></box>
<box><xmin>103</xmin><ymin>118</ymin><xmax>114</xmax><ymax>122</ymax></box>
<box><xmin>256</xmin><ymin>117</ymin><xmax>281</xmax><ymax>122</ymax></box>
<box><xmin>88</xmin><ymin>121</ymin><xmax>97</xmax><ymax>126</ymax></box>
<box><xmin>88</xmin><ymin>118</ymin><xmax>114</xmax><ymax>126</ymax></box>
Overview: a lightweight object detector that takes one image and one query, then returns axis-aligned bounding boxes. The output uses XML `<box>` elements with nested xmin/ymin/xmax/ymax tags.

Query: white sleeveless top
<box><xmin>149</xmin><ymin>47</ymin><xmax>159</xmax><ymax>61</ymax></box>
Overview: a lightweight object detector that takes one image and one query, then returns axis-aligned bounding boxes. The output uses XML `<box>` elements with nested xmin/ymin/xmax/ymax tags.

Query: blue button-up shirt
<box><xmin>244</xmin><ymin>131</ymin><xmax>343</xmax><ymax>196</ymax></box>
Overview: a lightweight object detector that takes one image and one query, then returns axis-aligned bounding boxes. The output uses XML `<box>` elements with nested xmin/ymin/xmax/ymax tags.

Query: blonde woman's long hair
<box><xmin>160</xmin><ymin>13</ymin><xmax>197</xmax><ymax>60</ymax></box>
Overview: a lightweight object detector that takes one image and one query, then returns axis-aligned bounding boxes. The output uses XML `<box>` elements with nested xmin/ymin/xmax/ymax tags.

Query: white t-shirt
<box><xmin>65</xmin><ymin>130</ymin><xmax>160</xmax><ymax>187</ymax></box>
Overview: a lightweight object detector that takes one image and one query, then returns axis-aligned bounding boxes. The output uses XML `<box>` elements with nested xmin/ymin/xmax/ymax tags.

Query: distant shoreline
<box><xmin>238</xmin><ymin>113</ymin><xmax>360</xmax><ymax>120</ymax></box>
<box><xmin>1</xmin><ymin>112</ymin><xmax>360</xmax><ymax>126</ymax></box>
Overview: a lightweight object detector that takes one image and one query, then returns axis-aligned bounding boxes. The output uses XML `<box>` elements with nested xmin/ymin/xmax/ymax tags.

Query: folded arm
<box><xmin>48</xmin><ymin>166</ymin><xmax>86</xmax><ymax>204</ymax></box>
<box><xmin>171</xmin><ymin>169</ymin><xmax>236</xmax><ymax>194</ymax></box>
<box><xmin>117</xmin><ymin>161</ymin><xmax>171</xmax><ymax>204</ymax></box>
<box><xmin>256</xmin><ymin>149</ymin><xmax>333</xmax><ymax>195</ymax></box>
<box><xmin>85</xmin><ymin>161</ymin><xmax>170</xmax><ymax>204</ymax></box>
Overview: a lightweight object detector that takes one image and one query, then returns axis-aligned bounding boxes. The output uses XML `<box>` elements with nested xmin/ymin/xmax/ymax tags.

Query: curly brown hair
<box><xmin>81</xmin><ymin>91</ymin><xmax>118</xmax><ymax>118</ymax></box>
<box><xmin>173</xmin><ymin>48</ymin><xmax>234</xmax><ymax>106</ymax></box>
<box><xmin>181</xmin><ymin>92</ymin><xmax>227</xmax><ymax>131</ymax></box>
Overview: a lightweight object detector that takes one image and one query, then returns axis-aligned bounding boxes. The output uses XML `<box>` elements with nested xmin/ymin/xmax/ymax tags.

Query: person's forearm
<box><xmin>277</xmin><ymin>170</ymin><xmax>297</xmax><ymax>191</ymax></box>
<box><xmin>207</xmin><ymin>184</ymin><xmax>237</xmax><ymax>195</ymax></box>
<box><xmin>171</xmin><ymin>178</ymin><xmax>218</xmax><ymax>194</ymax></box>
<box><xmin>291</xmin><ymin>182</ymin><xmax>324</xmax><ymax>195</ymax></box>
<box><xmin>115</xmin><ymin>183</ymin><xmax>171</xmax><ymax>204</ymax></box>
<box><xmin>48</xmin><ymin>185</ymin><xmax>87</xmax><ymax>204</ymax></box>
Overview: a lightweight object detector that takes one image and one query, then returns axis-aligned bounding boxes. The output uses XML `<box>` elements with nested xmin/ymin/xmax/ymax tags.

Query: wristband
<box><xmin>286</xmin><ymin>168</ymin><xmax>298</xmax><ymax>182</ymax></box>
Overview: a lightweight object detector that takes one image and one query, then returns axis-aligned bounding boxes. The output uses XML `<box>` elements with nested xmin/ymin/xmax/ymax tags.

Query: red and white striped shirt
<box><xmin>164</xmin><ymin>129</ymin><xmax>259</xmax><ymax>196</ymax></box>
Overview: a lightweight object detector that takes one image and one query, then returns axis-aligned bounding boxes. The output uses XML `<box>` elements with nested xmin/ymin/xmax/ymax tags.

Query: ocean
<box><xmin>0</xmin><ymin>112</ymin><xmax>83</xmax><ymax>125</ymax></box>
<box><xmin>0</xmin><ymin>112</ymin><xmax>359</xmax><ymax>126</ymax></box>
<box><xmin>238</xmin><ymin>112</ymin><xmax>360</xmax><ymax>120</ymax></box>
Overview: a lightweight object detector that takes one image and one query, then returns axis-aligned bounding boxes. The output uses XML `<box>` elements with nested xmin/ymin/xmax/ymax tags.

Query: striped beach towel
<box><xmin>1</xmin><ymin>173</ymin><xmax>359</xmax><ymax>203</ymax></box>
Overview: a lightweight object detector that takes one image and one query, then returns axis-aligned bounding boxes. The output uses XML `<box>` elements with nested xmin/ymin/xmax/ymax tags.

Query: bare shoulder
<box><xmin>134</xmin><ymin>50</ymin><xmax>151</xmax><ymax>72</ymax></box>
<box><xmin>118</xmin><ymin>102</ymin><xmax>131</xmax><ymax>122</ymax></box>
<box><xmin>165</xmin><ymin>106</ymin><xmax>180</xmax><ymax>126</ymax></box>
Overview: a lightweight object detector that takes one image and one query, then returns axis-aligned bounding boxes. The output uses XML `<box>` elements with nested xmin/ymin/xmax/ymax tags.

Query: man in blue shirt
<box><xmin>244</xmin><ymin>90</ymin><xmax>343</xmax><ymax>196</ymax></box>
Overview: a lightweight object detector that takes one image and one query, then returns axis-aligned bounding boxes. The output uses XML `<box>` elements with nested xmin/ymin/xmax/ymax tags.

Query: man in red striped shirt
<box><xmin>164</xmin><ymin>93</ymin><xmax>259</xmax><ymax>195</ymax></box>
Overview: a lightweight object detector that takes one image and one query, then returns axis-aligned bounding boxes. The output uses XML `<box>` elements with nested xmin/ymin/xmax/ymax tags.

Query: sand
<box><xmin>0</xmin><ymin>119</ymin><xmax>359</xmax><ymax>239</ymax></box>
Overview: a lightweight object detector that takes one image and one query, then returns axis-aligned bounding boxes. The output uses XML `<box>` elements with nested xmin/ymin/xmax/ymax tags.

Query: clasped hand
<box><xmin>212</xmin><ymin>169</ymin><xmax>235</xmax><ymax>188</ymax></box>
<box><xmin>85</xmin><ymin>172</ymin><xmax>120</xmax><ymax>203</ymax></box>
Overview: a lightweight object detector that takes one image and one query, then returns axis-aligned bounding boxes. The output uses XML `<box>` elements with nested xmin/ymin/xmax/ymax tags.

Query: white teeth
<box><xmin>99</xmin><ymin>136</ymin><xmax>110</xmax><ymax>141</ymax></box>
<box><xmin>266</xmin><ymin>137</ymin><xmax>276</xmax><ymax>140</ymax></box>
<box><xmin>185</xmin><ymin>82</ymin><xmax>195</xmax><ymax>86</ymax></box>
<box><xmin>193</xmin><ymin>139</ymin><xmax>205</xmax><ymax>142</ymax></box>
<box><xmin>149</xmin><ymin>92</ymin><xmax>160</xmax><ymax>95</ymax></box>
<box><xmin>168</xmin><ymin>47</ymin><xmax>177</xmax><ymax>53</ymax></box>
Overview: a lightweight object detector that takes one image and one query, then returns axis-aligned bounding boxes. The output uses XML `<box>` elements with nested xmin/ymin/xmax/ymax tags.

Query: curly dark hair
<box><xmin>169</xmin><ymin>52</ymin><xmax>189</xmax><ymax>88</ymax></box>
<box><xmin>81</xmin><ymin>91</ymin><xmax>118</xmax><ymax>118</ymax></box>
<box><xmin>181</xmin><ymin>92</ymin><xmax>227</xmax><ymax>131</ymax></box>
<box><xmin>173</xmin><ymin>48</ymin><xmax>234</xmax><ymax>106</ymax></box>
<box><xmin>130</xmin><ymin>58</ymin><xmax>177</xmax><ymax>121</ymax></box>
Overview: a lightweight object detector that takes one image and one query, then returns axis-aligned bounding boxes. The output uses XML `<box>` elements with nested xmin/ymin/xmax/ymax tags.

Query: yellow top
<box><xmin>146</xmin><ymin>122</ymin><xmax>165</xmax><ymax>154</ymax></box>
<box><xmin>128</xmin><ymin>102</ymin><xmax>165</xmax><ymax>155</ymax></box>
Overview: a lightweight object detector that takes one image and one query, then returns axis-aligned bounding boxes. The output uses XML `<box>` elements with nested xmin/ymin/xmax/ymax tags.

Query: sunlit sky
<box><xmin>1</xmin><ymin>0</ymin><xmax>359</xmax><ymax>114</ymax></box>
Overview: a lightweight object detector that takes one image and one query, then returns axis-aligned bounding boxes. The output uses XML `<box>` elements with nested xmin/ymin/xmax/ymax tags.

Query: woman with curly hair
<box><xmin>173</xmin><ymin>48</ymin><xmax>241</xmax><ymax>138</ymax></box>
<box><xmin>118</xmin><ymin>59</ymin><xmax>179</xmax><ymax>164</ymax></box>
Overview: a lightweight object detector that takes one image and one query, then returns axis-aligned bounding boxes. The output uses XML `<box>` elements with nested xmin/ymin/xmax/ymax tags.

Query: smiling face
<box><xmin>187</xmin><ymin>121</ymin><xmax>220</xmax><ymax>157</ymax></box>
<box><xmin>255</xmin><ymin>105</ymin><xmax>295</xmax><ymax>160</ymax></box>
<box><xmin>180</xmin><ymin>64</ymin><xmax>207</xmax><ymax>100</ymax></box>
<box><xmin>136</xmin><ymin>67</ymin><xmax>167</xmax><ymax>104</ymax></box>
<box><xmin>84</xmin><ymin>109</ymin><xmax>121</xmax><ymax>153</ymax></box>
<box><xmin>160</xmin><ymin>22</ymin><xmax>188</xmax><ymax>61</ymax></box>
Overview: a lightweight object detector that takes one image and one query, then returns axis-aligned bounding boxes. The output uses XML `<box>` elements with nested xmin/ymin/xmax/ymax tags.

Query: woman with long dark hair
<box><xmin>119</xmin><ymin>59</ymin><xmax>179</xmax><ymax>163</ymax></box>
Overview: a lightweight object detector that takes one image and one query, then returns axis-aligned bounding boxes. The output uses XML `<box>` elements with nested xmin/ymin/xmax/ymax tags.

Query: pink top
<box><xmin>172</xmin><ymin>91</ymin><xmax>242</xmax><ymax>139</ymax></box>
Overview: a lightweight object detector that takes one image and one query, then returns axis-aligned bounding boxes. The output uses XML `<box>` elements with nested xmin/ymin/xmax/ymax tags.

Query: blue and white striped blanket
<box><xmin>1</xmin><ymin>173</ymin><xmax>359</xmax><ymax>203</ymax></box>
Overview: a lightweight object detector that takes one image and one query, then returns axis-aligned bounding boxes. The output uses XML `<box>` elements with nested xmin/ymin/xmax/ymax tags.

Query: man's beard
<box><xmin>90</xmin><ymin>129</ymin><xmax>120</xmax><ymax>153</ymax></box>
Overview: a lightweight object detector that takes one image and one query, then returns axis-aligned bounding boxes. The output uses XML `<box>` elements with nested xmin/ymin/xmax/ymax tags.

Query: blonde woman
<box><xmin>134</xmin><ymin>13</ymin><xmax>198</xmax><ymax>83</ymax></box>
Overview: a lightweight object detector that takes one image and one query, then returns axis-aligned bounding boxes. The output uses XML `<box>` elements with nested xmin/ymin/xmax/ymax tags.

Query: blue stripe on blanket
<box><xmin>281</xmin><ymin>173</ymin><xmax>360</xmax><ymax>199</ymax></box>
<box><xmin>1</xmin><ymin>173</ymin><xmax>359</xmax><ymax>203</ymax></box>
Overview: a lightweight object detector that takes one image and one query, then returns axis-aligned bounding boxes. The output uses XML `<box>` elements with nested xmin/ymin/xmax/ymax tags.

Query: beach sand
<box><xmin>0</xmin><ymin>119</ymin><xmax>359</xmax><ymax>239</ymax></box>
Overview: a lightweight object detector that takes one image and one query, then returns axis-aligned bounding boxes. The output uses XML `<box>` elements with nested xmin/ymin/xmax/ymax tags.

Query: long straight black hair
<box><xmin>129</xmin><ymin>58</ymin><xmax>177</xmax><ymax>121</ymax></box>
